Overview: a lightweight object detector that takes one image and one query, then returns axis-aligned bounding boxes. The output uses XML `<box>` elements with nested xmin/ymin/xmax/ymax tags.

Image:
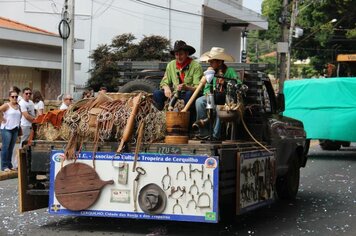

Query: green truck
<box><xmin>284</xmin><ymin>77</ymin><xmax>356</xmax><ymax>150</ymax></box>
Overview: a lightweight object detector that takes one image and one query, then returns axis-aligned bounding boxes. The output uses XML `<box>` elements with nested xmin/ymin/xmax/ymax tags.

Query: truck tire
<box><xmin>276</xmin><ymin>154</ymin><xmax>300</xmax><ymax>200</ymax></box>
<box><xmin>341</xmin><ymin>141</ymin><xmax>351</xmax><ymax>147</ymax></box>
<box><xmin>319</xmin><ymin>140</ymin><xmax>341</xmax><ymax>151</ymax></box>
<box><xmin>119</xmin><ymin>79</ymin><xmax>159</xmax><ymax>93</ymax></box>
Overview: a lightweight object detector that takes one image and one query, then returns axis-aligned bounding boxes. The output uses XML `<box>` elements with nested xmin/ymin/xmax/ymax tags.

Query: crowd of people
<box><xmin>0</xmin><ymin>86</ymin><xmax>108</xmax><ymax>172</ymax></box>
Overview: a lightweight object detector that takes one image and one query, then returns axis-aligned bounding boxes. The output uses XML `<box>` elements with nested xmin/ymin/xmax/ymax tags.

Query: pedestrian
<box><xmin>82</xmin><ymin>90</ymin><xmax>91</xmax><ymax>99</ymax></box>
<box><xmin>59</xmin><ymin>94</ymin><xmax>73</xmax><ymax>110</ymax></box>
<box><xmin>33</xmin><ymin>90</ymin><xmax>45</xmax><ymax>116</ymax></box>
<box><xmin>9</xmin><ymin>86</ymin><xmax>22</xmax><ymax>102</ymax></box>
<box><xmin>153</xmin><ymin>40</ymin><xmax>203</xmax><ymax>111</ymax></box>
<box><xmin>99</xmin><ymin>87</ymin><xmax>107</xmax><ymax>94</ymax></box>
<box><xmin>19</xmin><ymin>88</ymin><xmax>35</xmax><ymax>148</ymax></box>
<box><xmin>195</xmin><ymin>47</ymin><xmax>241</xmax><ymax>140</ymax></box>
<box><xmin>0</xmin><ymin>90</ymin><xmax>22</xmax><ymax>171</ymax></box>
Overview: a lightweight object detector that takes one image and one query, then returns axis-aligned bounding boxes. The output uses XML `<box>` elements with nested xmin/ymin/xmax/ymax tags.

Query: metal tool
<box><xmin>133</xmin><ymin>167</ymin><xmax>146</xmax><ymax>212</ymax></box>
<box><xmin>188</xmin><ymin>180</ymin><xmax>199</xmax><ymax>195</ymax></box>
<box><xmin>189</xmin><ymin>164</ymin><xmax>204</xmax><ymax>179</ymax></box>
<box><xmin>202</xmin><ymin>174</ymin><xmax>213</xmax><ymax>189</ymax></box>
<box><xmin>197</xmin><ymin>192</ymin><xmax>211</xmax><ymax>209</ymax></box>
<box><xmin>186</xmin><ymin>195</ymin><xmax>197</xmax><ymax>209</ymax></box>
<box><xmin>173</xmin><ymin>199</ymin><xmax>183</xmax><ymax>214</ymax></box>
<box><xmin>161</xmin><ymin>167</ymin><xmax>171</xmax><ymax>191</ymax></box>
<box><xmin>176</xmin><ymin>166</ymin><xmax>187</xmax><ymax>181</ymax></box>
<box><xmin>168</xmin><ymin>186</ymin><xmax>186</xmax><ymax>199</ymax></box>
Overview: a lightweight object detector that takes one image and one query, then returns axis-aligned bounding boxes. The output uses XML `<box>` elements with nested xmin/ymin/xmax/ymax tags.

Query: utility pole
<box><xmin>278</xmin><ymin>0</ymin><xmax>289</xmax><ymax>94</ymax></box>
<box><xmin>286</xmin><ymin>0</ymin><xmax>298</xmax><ymax>81</ymax></box>
<box><xmin>60</xmin><ymin>0</ymin><xmax>75</xmax><ymax>97</ymax></box>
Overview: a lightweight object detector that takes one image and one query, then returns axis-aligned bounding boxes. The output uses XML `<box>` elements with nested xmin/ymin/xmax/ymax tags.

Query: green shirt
<box><xmin>203</xmin><ymin>67</ymin><xmax>241</xmax><ymax>95</ymax></box>
<box><xmin>159</xmin><ymin>59</ymin><xmax>203</xmax><ymax>91</ymax></box>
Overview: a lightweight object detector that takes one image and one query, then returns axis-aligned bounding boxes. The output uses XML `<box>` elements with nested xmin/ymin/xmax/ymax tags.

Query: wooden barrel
<box><xmin>165</xmin><ymin>111</ymin><xmax>190</xmax><ymax>144</ymax></box>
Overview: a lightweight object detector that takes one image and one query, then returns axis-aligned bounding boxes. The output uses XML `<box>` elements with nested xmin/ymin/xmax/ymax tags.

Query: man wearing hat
<box><xmin>195</xmin><ymin>47</ymin><xmax>241</xmax><ymax>140</ymax></box>
<box><xmin>153</xmin><ymin>40</ymin><xmax>203</xmax><ymax>110</ymax></box>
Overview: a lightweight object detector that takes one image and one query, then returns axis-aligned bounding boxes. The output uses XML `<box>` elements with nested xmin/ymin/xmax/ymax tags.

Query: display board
<box><xmin>236</xmin><ymin>149</ymin><xmax>276</xmax><ymax>214</ymax></box>
<box><xmin>49</xmin><ymin>151</ymin><xmax>219</xmax><ymax>223</ymax></box>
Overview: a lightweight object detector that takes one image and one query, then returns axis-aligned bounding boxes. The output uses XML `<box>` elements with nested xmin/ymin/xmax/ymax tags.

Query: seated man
<box><xmin>153</xmin><ymin>40</ymin><xmax>203</xmax><ymax>110</ymax></box>
<box><xmin>195</xmin><ymin>47</ymin><xmax>241</xmax><ymax>140</ymax></box>
<box><xmin>59</xmin><ymin>94</ymin><xmax>73</xmax><ymax>110</ymax></box>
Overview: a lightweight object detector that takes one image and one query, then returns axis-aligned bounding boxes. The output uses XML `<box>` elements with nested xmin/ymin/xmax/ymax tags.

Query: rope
<box><xmin>238</xmin><ymin>108</ymin><xmax>272</xmax><ymax>153</ymax></box>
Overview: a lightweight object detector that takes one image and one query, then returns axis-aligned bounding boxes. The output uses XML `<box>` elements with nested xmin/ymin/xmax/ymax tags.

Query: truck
<box><xmin>284</xmin><ymin>54</ymin><xmax>356</xmax><ymax>151</ymax></box>
<box><xmin>284</xmin><ymin>77</ymin><xmax>356</xmax><ymax>151</ymax></box>
<box><xmin>18</xmin><ymin>65</ymin><xmax>308</xmax><ymax>223</ymax></box>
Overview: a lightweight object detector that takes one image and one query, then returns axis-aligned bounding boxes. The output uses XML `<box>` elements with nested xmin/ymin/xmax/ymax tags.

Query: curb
<box><xmin>0</xmin><ymin>170</ymin><xmax>18</xmax><ymax>181</ymax></box>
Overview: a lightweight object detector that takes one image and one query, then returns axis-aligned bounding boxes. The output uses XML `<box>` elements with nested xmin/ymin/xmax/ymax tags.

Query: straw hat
<box><xmin>200</xmin><ymin>47</ymin><xmax>235</xmax><ymax>62</ymax></box>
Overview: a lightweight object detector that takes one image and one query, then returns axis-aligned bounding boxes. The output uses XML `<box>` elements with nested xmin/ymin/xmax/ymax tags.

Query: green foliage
<box><xmin>260</xmin><ymin>0</ymin><xmax>283</xmax><ymax>43</ymax></box>
<box><xmin>87</xmin><ymin>33</ymin><xmax>171</xmax><ymax>91</ymax></box>
<box><xmin>260</xmin><ymin>0</ymin><xmax>356</xmax><ymax>77</ymax></box>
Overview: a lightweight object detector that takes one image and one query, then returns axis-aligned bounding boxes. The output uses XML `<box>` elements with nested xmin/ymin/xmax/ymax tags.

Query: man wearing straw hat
<box><xmin>153</xmin><ymin>40</ymin><xmax>203</xmax><ymax>110</ymax></box>
<box><xmin>195</xmin><ymin>47</ymin><xmax>241</xmax><ymax>140</ymax></box>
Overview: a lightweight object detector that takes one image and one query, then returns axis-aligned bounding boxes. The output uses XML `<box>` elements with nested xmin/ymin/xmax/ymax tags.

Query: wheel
<box><xmin>119</xmin><ymin>78</ymin><xmax>159</xmax><ymax>93</ymax></box>
<box><xmin>319</xmin><ymin>140</ymin><xmax>341</xmax><ymax>151</ymax></box>
<box><xmin>341</xmin><ymin>141</ymin><xmax>351</xmax><ymax>147</ymax></box>
<box><xmin>276</xmin><ymin>153</ymin><xmax>300</xmax><ymax>200</ymax></box>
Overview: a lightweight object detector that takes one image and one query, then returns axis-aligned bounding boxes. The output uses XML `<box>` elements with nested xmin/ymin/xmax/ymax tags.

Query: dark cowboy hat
<box><xmin>138</xmin><ymin>183</ymin><xmax>167</xmax><ymax>215</ymax></box>
<box><xmin>170</xmin><ymin>40</ymin><xmax>196</xmax><ymax>56</ymax></box>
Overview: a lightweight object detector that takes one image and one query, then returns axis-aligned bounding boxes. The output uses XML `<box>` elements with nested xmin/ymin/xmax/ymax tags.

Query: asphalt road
<box><xmin>0</xmin><ymin>143</ymin><xmax>355</xmax><ymax>236</ymax></box>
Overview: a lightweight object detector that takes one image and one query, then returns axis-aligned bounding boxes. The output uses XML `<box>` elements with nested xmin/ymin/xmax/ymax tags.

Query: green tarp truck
<box><xmin>284</xmin><ymin>77</ymin><xmax>356</xmax><ymax>150</ymax></box>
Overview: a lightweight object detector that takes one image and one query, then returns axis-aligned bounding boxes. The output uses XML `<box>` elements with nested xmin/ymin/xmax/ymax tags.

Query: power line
<box><xmin>129</xmin><ymin>0</ymin><xmax>267</xmax><ymax>23</ymax></box>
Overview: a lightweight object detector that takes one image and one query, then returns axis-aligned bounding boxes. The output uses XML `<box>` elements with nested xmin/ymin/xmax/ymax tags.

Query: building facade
<box><xmin>0</xmin><ymin>0</ymin><xmax>267</xmax><ymax>86</ymax></box>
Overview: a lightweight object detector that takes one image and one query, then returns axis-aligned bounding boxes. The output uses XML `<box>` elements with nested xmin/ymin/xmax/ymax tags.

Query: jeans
<box><xmin>195</xmin><ymin>96</ymin><xmax>221</xmax><ymax>138</ymax></box>
<box><xmin>153</xmin><ymin>89</ymin><xmax>193</xmax><ymax>111</ymax></box>
<box><xmin>1</xmin><ymin>127</ymin><xmax>18</xmax><ymax>170</ymax></box>
<box><xmin>20</xmin><ymin>125</ymin><xmax>31</xmax><ymax>147</ymax></box>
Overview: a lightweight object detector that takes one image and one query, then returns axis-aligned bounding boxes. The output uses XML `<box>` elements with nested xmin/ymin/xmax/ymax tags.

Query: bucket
<box><xmin>165</xmin><ymin>111</ymin><xmax>190</xmax><ymax>135</ymax></box>
<box><xmin>165</xmin><ymin>111</ymin><xmax>190</xmax><ymax>144</ymax></box>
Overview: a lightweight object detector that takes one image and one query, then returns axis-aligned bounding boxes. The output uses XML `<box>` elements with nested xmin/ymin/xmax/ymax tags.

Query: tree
<box><xmin>260</xmin><ymin>0</ymin><xmax>356</xmax><ymax>75</ymax></box>
<box><xmin>87</xmin><ymin>34</ymin><xmax>172</xmax><ymax>91</ymax></box>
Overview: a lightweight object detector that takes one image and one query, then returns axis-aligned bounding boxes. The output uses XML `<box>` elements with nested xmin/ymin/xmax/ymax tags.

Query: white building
<box><xmin>0</xmin><ymin>0</ymin><xmax>266</xmax><ymax>87</ymax></box>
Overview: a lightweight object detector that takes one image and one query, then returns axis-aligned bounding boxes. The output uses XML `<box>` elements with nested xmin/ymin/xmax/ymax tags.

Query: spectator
<box><xmin>9</xmin><ymin>86</ymin><xmax>22</xmax><ymax>102</ymax></box>
<box><xmin>0</xmin><ymin>91</ymin><xmax>22</xmax><ymax>171</ymax></box>
<box><xmin>59</xmin><ymin>94</ymin><xmax>73</xmax><ymax>110</ymax></box>
<box><xmin>33</xmin><ymin>90</ymin><xmax>45</xmax><ymax>116</ymax></box>
<box><xmin>82</xmin><ymin>90</ymin><xmax>91</xmax><ymax>99</ymax></box>
<box><xmin>99</xmin><ymin>87</ymin><xmax>107</xmax><ymax>94</ymax></box>
<box><xmin>19</xmin><ymin>88</ymin><xmax>35</xmax><ymax>148</ymax></box>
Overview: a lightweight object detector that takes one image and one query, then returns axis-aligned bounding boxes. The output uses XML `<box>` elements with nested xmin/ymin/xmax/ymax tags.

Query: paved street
<box><xmin>0</xmin><ymin>143</ymin><xmax>355</xmax><ymax>236</ymax></box>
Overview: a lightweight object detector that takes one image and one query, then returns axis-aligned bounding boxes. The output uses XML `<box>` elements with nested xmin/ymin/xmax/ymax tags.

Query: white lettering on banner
<box><xmin>140</xmin><ymin>155</ymin><xmax>164</xmax><ymax>162</ymax></box>
<box><xmin>172</xmin><ymin>157</ymin><xmax>199</xmax><ymax>163</ymax></box>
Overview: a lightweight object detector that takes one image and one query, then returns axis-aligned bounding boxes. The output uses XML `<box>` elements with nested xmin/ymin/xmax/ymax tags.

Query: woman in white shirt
<box><xmin>33</xmin><ymin>90</ymin><xmax>45</xmax><ymax>116</ymax></box>
<box><xmin>0</xmin><ymin>91</ymin><xmax>22</xmax><ymax>172</ymax></box>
